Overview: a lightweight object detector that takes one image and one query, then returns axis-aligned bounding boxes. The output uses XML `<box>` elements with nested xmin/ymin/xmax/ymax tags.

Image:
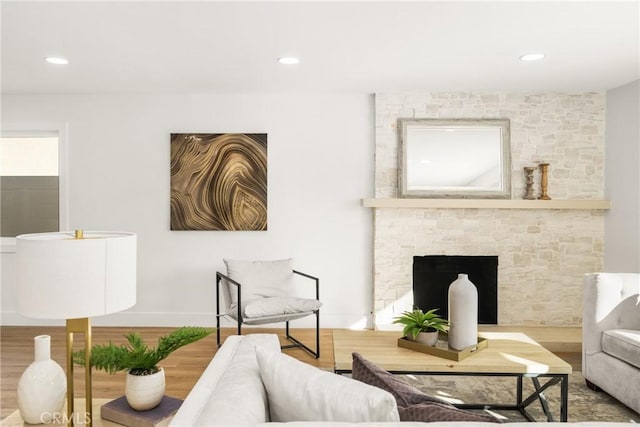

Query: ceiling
<box><xmin>1</xmin><ymin>1</ymin><xmax>638</xmax><ymax>94</ymax></box>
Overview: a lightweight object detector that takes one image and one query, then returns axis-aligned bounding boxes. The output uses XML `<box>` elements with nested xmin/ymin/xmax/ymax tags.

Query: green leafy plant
<box><xmin>393</xmin><ymin>308</ymin><xmax>449</xmax><ymax>340</ymax></box>
<box><xmin>73</xmin><ymin>326</ymin><xmax>213</xmax><ymax>376</ymax></box>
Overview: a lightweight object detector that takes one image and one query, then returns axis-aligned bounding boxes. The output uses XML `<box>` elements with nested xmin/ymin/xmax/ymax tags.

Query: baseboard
<box><xmin>1</xmin><ymin>311</ymin><xmax>373</xmax><ymax>329</ymax></box>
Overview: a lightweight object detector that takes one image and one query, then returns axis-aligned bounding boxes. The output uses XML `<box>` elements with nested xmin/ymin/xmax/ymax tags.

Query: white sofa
<box><xmin>582</xmin><ymin>272</ymin><xmax>640</xmax><ymax>414</ymax></box>
<box><xmin>170</xmin><ymin>333</ymin><xmax>632</xmax><ymax>426</ymax></box>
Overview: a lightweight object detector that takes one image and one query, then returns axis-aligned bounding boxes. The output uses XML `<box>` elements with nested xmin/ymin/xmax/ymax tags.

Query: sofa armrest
<box><xmin>170</xmin><ymin>334</ymin><xmax>280</xmax><ymax>426</ymax></box>
<box><xmin>583</xmin><ymin>273</ymin><xmax>640</xmax><ymax>357</ymax></box>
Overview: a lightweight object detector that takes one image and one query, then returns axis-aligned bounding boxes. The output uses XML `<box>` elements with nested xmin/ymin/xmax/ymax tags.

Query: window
<box><xmin>0</xmin><ymin>124</ymin><xmax>67</xmax><ymax>251</ymax></box>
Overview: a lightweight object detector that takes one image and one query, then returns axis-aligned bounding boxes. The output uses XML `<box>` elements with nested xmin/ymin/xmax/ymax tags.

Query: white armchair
<box><xmin>582</xmin><ymin>272</ymin><xmax>640</xmax><ymax>414</ymax></box>
<box><xmin>215</xmin><ymin>258</ymin><xmax>322</xmax><ymax>358</ymax></box>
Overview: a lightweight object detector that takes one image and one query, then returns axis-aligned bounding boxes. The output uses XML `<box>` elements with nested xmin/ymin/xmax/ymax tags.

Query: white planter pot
<box><xmin>448</xmin><ymin>273</ymin><xmax>478</xmax><ymax>350</ymax></box>
<box><xmin>18</xmin><ymin>335</ymin><xmax>67</xmax><ymax>424</ymax></box>
<box><xmin>411</xmin><ymin>330</ymin><xmax>439</xmax><ymax>346</ymax></box>
<box><xmin>125</xmin><ymin>368</ymin><xmax>165</xmax><ymax>411</ymax></box>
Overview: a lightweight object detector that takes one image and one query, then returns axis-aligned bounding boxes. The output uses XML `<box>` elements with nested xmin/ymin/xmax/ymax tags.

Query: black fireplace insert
<box><xmin>412</xmin><ymin>255</ymin><xmax>498</xmax><ymax>324</ymax></box>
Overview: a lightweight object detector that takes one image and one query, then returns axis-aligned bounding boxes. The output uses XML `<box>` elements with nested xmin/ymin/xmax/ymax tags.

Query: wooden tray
<box><xmin>397</xmin><ymin>335</ymin><xmax>488</xmax><ymax>361</ymax></box>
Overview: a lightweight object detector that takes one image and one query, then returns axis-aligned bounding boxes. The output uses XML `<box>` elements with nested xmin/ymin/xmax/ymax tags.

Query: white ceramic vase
<box><xmin>448</xmin><ymin>273</ymin><xmax>478</xmax><ymax>350</ymax></box>
<box><xmin>17</xmin><ymin>335</ymin><xmax>67</xmax><ymax>424</ymax></box>
<box><xmin>125</xmin><ymin>368</ymin><xmax>165</xmax><ymax>411</ymax></box>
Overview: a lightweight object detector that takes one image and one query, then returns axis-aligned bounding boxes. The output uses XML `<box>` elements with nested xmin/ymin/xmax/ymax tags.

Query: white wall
<box><xmin>605</xmin><ymin>80</ymin><xmax>640</xmax><ymax>273</ymax></box>
<box><xmin>0</xmin><ymin>93</ymin><xmax>374</xmax><ymax>327</ymax></box>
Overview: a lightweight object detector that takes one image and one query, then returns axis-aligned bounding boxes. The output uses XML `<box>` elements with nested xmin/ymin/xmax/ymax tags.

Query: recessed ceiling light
<box><xmin>45</xmin><ymin>57</ymin><xmax>69</xmax><ymax>65</ymax></box>
<box><xmin>519</xmin><ymin>53</ymin><xmax>545</xmax><ymax>62</ymax></box>
<box><xmin>277</xmin><ymin>57</ymin><xmax>300</xmax><ymax>65</ymax></box>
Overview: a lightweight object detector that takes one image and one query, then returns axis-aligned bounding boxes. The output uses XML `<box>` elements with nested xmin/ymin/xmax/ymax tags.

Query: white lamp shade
<box><xmin>16</xmin><ymin>231</ymin><xmax>137</xmax><ymax>319</ymax></box>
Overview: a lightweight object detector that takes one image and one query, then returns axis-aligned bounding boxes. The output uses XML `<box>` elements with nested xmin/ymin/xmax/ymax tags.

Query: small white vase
<box><xmin>125</xmin><ymin>368</ymin><xmax>165</xmax><ymax>410</ymax></box>
<box><xmin>448</xmin><ymin>273</ymin><xmax>478</xmax><ymax>350</ymax></box>
<box><xmin>414</xmin><ymin>330</ymin><xmax>439</xmax><ymax>346</ymax></box>
<box><xmin>17</xmin><ymin>335</ymin><xmax>67</xmax><ymax>424</ymax></box>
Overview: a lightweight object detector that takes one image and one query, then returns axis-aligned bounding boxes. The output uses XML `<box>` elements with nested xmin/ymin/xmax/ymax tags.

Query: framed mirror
<box><xmin>398</xmin><ymin>118</ymin><xmax>511</xmax><ymax>199</ymax></box>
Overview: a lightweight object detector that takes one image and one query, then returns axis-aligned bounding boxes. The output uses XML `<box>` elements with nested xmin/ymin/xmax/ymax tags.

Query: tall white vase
<box><xmin>448</xmin><ymin>273</ymin><xmax>478</xmax><ymax>350</ymax></box>
<box><xmin>17</xmin><ymin>335</ymin><xmax>67</xmax><ymax>424</ymax></box>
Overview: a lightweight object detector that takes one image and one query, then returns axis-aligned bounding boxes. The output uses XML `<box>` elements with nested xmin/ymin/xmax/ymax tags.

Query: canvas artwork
<box><xmin>170</xmin><ymin>133</ymin><xmax>267</xmax><ymax>231</ymax></box>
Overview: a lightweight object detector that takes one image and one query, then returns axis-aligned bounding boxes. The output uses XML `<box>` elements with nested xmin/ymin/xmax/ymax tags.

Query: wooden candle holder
<box><xmin>538</xmin><ymin>163</ymin><xmax>551</xmax><ymax>200</ymax></box>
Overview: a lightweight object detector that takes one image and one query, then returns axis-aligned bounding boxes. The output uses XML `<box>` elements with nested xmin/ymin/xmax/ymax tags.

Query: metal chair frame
<box><xmin>215</xmin><ymin>269</ymin><xmax>320</xmax><ymax>358</ymax></box>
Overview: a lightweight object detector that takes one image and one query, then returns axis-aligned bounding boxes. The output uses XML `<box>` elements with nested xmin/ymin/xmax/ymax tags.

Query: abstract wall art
<box><xmin>170</xmin><ymin>133</ymin><xmax>267</xmax><ymax>231</ymax></box>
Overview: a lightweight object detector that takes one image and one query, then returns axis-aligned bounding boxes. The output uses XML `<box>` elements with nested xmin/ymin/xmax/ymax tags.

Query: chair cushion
<box><xmin>224</xmin><ymin>259</ymin><xmax>295</xmax><ymax>306</ymax></box>
<box><xmin>351</xmin><ymin>352</ymin><xmax>500</xmax><ymax>423</ymax></box>
<box><xmin>256</xmin><ymin>348</ymin><xmax>399</xmax><ymax>423</ymax></box>
<box><xmin>602</xmin><ymin>329</ymin><xmax>640</xmax><ymax>369</ymax></box>
<box><xmin>244</xmin><ymin>296</ymin><xmax>322</xmax><ymax>319</ymax></box>
<box><xmin>228</xmin><ymin>311</ymin><xmax>313</xmax><ymax>325</ymax></box>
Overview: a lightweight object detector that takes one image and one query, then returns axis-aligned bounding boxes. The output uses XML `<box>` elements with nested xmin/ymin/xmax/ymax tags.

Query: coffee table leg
<box><xmin>516</xmin><ymin>376</ymin><xmax>535</xmax><ymax>422</ymax></box>
<box><xmin>518</xmin><ymin>375</ymin><xmax>565</xmax><ymax>422</ymax></box>
<box><xmin>532</xmin><ymin>377</ymin><xmax>553</xmax><ymax>422</ymax></box>
<box><xmin>560</xmin><ymin>374</ymin><xmax>569</xmax><ymax>422</ymax></box>
<box><xmin>517</xmin><ymin>375</ymin><xmax>523</xmax><ymax>405</ymax></box>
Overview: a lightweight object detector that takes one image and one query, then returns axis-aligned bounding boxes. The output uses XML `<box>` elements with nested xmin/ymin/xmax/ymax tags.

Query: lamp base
<box><xmin>66</xmin><ymin>318</ymin><xmax>93</xmax><ymax>427</ymax></box>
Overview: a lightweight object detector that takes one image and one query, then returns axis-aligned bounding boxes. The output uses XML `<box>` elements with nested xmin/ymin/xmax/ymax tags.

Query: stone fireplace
<box><xmin>372</xmin><ymin>92</ymin><xmax>606</xmax><ymax>328</ymax></box>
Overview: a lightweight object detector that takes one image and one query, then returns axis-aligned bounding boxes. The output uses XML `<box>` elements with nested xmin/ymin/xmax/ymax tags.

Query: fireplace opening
<box><xmin>413</xmin><ymin>255</ymin><xmax>498</xmax><ymax>324</ymax></box>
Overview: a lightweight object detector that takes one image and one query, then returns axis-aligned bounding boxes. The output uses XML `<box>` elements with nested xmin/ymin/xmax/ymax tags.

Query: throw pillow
<box><xmin>399</xmin><ymin>402</ymin><xmax>502</xmax><ymax>423</ymax></box>
<box><xmin>224</xmin><ymin>258</ymin><xmax>295</xmax><ymax>307</ymax></box>
<box><xmin>351</xmin><ymin>352</ymin><xmax>501</xmax><ymax>423</ymax></box>
<box><xmin>244</xmin><ymin>296</ymin><xmax>322</xmax><ymax>319</ymax></box>
<box><xmin>256</xmin><ymin>348</ymin><xmax>399</xmax><ymax>422</ymax></box>
<box><xmin>352</xmin><ymin>352</ymin><xmax>446</xmax><ymax>407</ymax></box>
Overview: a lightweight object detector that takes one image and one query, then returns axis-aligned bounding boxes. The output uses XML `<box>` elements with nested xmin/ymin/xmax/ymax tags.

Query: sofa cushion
<box><xmin>602</xmin><ymin>329</ymin><xmax>640</xmax><ymax>369</ymax></box>
<box><xmin>224</xmin><ymin>258</ymin><xmax>295</xmax><ymax>307</ymax></box>
<box><xmin>244</xmin><ymin>296</ymin><xmax>322</xmax><ymax>319</ymax></box>
<box><xmin>352</xmin><ymin>352</ymin><xmax>500</xmax><ymax>423</ymax></box>
<box><xmin>191</xmin><ymin>334</ymin><xmax>280</xmax><ymax>426</ymax></box>
<box><xmin>257</xmin><ymin>348</ymin><xmax>399</xmax><ymax>423</ymax></box>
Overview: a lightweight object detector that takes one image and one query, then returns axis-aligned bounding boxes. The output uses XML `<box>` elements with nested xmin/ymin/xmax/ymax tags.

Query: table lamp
<box><xmin>16</xmin><ymin>230</ymin><xmax>137</xmax><ymax>427</ymax></box>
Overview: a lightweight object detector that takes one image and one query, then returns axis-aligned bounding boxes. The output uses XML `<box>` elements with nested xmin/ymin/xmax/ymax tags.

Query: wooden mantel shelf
<box><xmin>361</xmin><ymin>198</ymin><xmax>611</xmax><ymax>210</ymax></box>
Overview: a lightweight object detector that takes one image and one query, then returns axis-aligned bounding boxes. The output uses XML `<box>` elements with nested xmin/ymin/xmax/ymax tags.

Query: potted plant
<box><xmin>73</xmin><ymin>326</ymin><xmax>212</xmax><ymax>410</ymax></box>
<box><xmin>393</xmin><ymin>308</ymin><xmax>449</xmax><ymax>346</ymax></box>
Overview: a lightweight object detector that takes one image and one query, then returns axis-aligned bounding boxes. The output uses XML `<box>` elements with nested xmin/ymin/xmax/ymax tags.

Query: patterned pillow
<box><xmin>351</xmin><ymin>352</ymin><xmax>501</xmax><ymax>423</ymax></box>
<box><xmin>351</xmin><ymin>352</ymin><xmax>447</xmax><ymax>407</ymax></box>
<box><xmin>399</xmin><ymin>401</ymin><xmax>502</xmax><ymax>422</ymax></box>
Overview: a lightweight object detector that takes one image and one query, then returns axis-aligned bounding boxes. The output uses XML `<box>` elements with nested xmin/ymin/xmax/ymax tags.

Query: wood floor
<box><xmin>0</xmin><ymin>326</ymin><xmax>580</xmax><ymax>420</ymax></box>
<box><xmin>0</xmin><ymin>326</ymin><xmax>333</xmax><ymax>420</ymax></box>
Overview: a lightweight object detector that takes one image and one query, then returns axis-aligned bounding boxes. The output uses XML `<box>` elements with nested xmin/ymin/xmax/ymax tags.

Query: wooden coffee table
<box><xmin>333</xmin><ymin>330</ymin><xmax>572</xmax><ymax>422</ymax></box>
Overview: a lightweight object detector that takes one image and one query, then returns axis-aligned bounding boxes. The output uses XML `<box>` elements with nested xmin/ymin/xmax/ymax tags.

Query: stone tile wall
<box><xmin>374</xmin><ymin>92</ymin><xmax>605</xmax><ymax>327</ymax></box>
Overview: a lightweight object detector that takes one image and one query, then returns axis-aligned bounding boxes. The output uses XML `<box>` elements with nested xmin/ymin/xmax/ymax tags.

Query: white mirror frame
<box><xmin>398</xmin><ymin>118</ymin><xmax>511</xmax><ymax>199</ymax></box>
